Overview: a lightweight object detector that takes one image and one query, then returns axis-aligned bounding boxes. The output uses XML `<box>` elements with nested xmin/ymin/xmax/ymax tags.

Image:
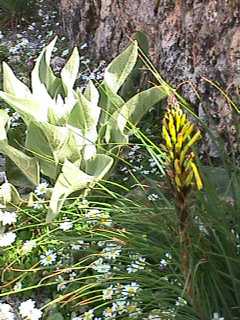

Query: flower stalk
<box><xmin>161</xmin><ymin>102</ymin><xmax>203</xmax><ymax>305</ymax></box>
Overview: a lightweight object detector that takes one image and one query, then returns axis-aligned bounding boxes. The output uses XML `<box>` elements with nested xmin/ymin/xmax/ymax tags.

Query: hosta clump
<box><xmin>0</xmin><ymin>37</ymin><xmax>166</xmax><ymax>221</ymax></box>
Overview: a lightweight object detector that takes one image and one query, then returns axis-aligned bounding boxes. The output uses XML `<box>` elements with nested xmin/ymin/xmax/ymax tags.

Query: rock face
<box><xmin>60</xmin><ymin>0</ymin><xmax>240</xmax><ymax>158</ymax></box>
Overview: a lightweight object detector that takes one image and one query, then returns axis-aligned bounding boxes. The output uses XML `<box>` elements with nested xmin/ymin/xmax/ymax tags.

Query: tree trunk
<box><xmin>60</xmin><ymin>0</ymin><xmax>240</xmax><ymax>157</ymax></box>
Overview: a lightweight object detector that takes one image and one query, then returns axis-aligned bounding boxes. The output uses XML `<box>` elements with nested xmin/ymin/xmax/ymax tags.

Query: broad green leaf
<box><xmin>69</xmin><ymin>89</ymin><xmax>101</xmax><ymax>132</ymax></box>
<box><xmin>0</xmin><ymin>144</ymin><xmax>39</xmax><ymax>185</ymax></box>
<box><xmin>48</xmin><ymin>94</ymin><xmax>76</xmax><ymax>125</ymax></box>
<box><xmin>61</xmin><ymin>47</ymin><xmax>79</xmax><ymax>96</ymax></box>
<box><xmin>6</xmin><ymin>122</ymin><xmax>34</xmax><ymax>188</ymax></box>
<box><xmin>119</xmin><ymin>31</ymin><xmax>149</xmax><ymax>100</ymax></box>
<box><xmin>105</xmin><ymin>124</ymin><xmax>129</xmax><ymax>148</ymax></box>
<box><xmin>68</xmin><ymin>92</ymin><xmax>99</xmax><ymax>154</ymax></box>
<box><xmin>0</xmin><ymin>91</ymin><xmax>48</xmax><ymax>123</ymax></box>
<box><xmin>68</xmin><ymin>91</ymin><xmax>101</xmax><ymax>160</ymax></box>
<box><xmin>112</xmin><ymin>86</ymin><xmax>166</xmax><ymax>134</ymax></box>
<box><xmin>103</xmin><ymin>41</ymin><xmax>138</xmax><ymax>93</ymax></box>
<box><xmin>84</xmin><ymin>80</ymin><xmax>99</xmax><ymax>107</ymax></box>
<box><xmin>98</xmin><ymin>83</ymin><xmax>125</xmax><ymax>129</ymax></box>
<box><xmin>3</xmin><ymin>62</ymin><xmax>31</xmax><ymax>98</ymax></box>
<box><xmin>25</xmin><ymin>123</ymin><xmax>57</xmax><ymax>179</ymax></box>
<box><xmin>47</xmin><ymin>160</ymin><xmax>94</xmax><ymax>222</ymax></box>
<box><xmin>31</xmin><ymin>36</ymin><xmax>61</xmax><ymax>98</ymax></box>
<box><xmin>47</xmin><ymin>155</ymin><xmax>113</xmax><ymax>221</ymax></box>
<box><xmin>82</xmin><ymin>154</ymin><xmax>114</xmax><ymax>177</ymax></box>
<box><xmin>103</xmin><ymin>86</ymin><xmax>166</xmax><ymax>149</ymax></box>
<box><xmin>25</xmin><ymin>122</ymin><xmax>69</xmax><ymax>179</ymax></box>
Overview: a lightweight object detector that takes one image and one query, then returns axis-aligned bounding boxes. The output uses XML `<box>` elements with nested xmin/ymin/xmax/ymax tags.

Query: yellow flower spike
<box><xmin>190</xmin><ymin>162</ymin><xmax>203</xmax><ymax>190</ymax></box>
<box><xmin>161</xmin><ymin>103</ymin><xmax>203</xmax><ymax>299</ymax></box>
<box><xmin>162</xmin><ymin>104</ymin><xmax>203</xmax><ymax>193</ymax></box>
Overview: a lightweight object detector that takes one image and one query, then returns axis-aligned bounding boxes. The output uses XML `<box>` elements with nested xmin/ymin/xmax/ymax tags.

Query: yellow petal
<box><xmin>168</xmin><ymin>114</ymin><xmax>176</xmax><ymax>144</ymax></box>
<box><xmin>174</xmin><ymin>159</ymin><xmax>182</xmax><ymax>175</ymax></box>
<box><xmin>184</xmin><ymin>170</ymin><xmax>194</xmax><ymax>187</ymax></box>
<box><xmin>190</xmin><ymin>162</ymin><xmax>203</xmax><ymax>190</ymax></box>
<box><xmin>180</xmin><ymin>130</ymin><xmax>201</xmax><ymax>164</ymax></box>
<box><xmin>162</xmin><ymin>125</ymin><xmax>172</xmax><ymax>149</ymax></box>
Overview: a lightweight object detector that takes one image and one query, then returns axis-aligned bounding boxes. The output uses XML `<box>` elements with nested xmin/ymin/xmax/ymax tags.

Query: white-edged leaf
<box><xmin>3</xmin><ymin>62</ymin><xmax>31</xmax><ymax>98</ymax></box>
<box><xmin>47</xmin><ymin>160</ymin><xmax>93</xmax><ymax>222</ymax></box>
<box><xmin>47</xmin><ymin>154</ymin><xmax>113</xmax><ymax>222</ymax></box>
<box><xmin>103</xmin><ymin>41</ymin><xmax>138</xmax><ymax>93</ymax></box>
<box><xmin>61</xmin><ymin>47</ymin><xmax>79</xmax><ymax>96</ymax></box>
<box><xmin>112</xmin><ymin>86</ymin><xmax>167</xmax><ymax>134</ymax></box>
<box><xmin>0</xmin><ymin>144</ymin><xmax>39</xmax><ymax>185</ymax></box>
<box><xmin>84</xmin><ymin>80</ymin><xmax>99</xmax><ymax>107</ymax></box>
<box><xmin>0</xmin><ymin>110</ymin><xmax>9</xmax><ymax>141</ymax></box>
<box><xmin>0</xmin><ymin>91</ymin><xmax>48</xmax><ymax>123</ymax></box>
<box><xmin>31</xmin><ymin>36</ymin><xmax>61</xmax><ymax>97</ymax></box>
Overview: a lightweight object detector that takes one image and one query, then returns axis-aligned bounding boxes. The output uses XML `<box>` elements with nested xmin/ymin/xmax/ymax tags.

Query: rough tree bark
<box><xmin>60</xmin><ymin>0</ymin><xmax>240</xmax><ymax>157</ymax></box>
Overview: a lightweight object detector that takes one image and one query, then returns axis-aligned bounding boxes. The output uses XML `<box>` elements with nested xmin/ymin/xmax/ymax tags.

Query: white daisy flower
<box><xmin>69</xmin><ymin>272</ymin><xmax>77</xmax><ymax>281</ymax></box>
<box><xmin>103</xmin><ymin>306</ymin><xmax>116</xmax><ymax>319</ymax></box>
<box><xmin>59</xmin><ymin>220</ymin><xmax>73</xmax><ymax>231</ymax></box>
<box><xmin>127</xmin><ymin>256</ymin><xmax>146</xmax><ymax>273</ymax></box>
<box><xmin>40</xmin><ymin>250</ymin><xmax>57</xmax><ymax>266</ymax></box>
<box><xmin>22</xmin><ymin>240</ymin><xmax>37</xmax><ymax>254</ymax></box>
<box><xmin>102</xmin><ymin>244</ymin><xmax>121</xmax><ymax>260</ymax></box>
<box><xmin>91</xmin><ymin>258</ymin><xmax>111</xmax><ymax>273</ymax></box>
<box><xmin>122</xmin><ymin>282</ymin><xmax>140</xmax><ymax>297</ymax></box>
<box><xmin>32</xmin><ymin>202</ymin><xmax>44</xmax><ymax>210</ymax></box>
<box><xmin>85</xmin><ymin>209</ymin><xmax>101</xmax><ymax>224</ymax></box>
<box><xmin>19</xmin><ymin>299</ymin><xmax>42</xmax><ymax>320</ymax></box>
<box><xmin>0</xmin><ymin>302</ymin><xmax>15</xmax><ymax>320</ymax></box>
<box><xmin>0</xmin><ymin>211</ymin><xmax>17</xmax><ymax>226</ymax></box>
<box><xmin>147</xmin><ymin>193</ymin><xmax>159</xmax><ymax>201</ymax></box>
<box><xmin>13</xmin><ymin>281</ymin><xmax>22</xmax><ymax>291</ymax></box>
<box><xmin>0</xmin><ymin>232</ymin><xmax>16</xmax><ymax>247</ymax></box>
<box><xmin>99</xmin><ymin>212</ymin><xmax>112</xmax><ymax>227</ymax></box>
<box><xmin>57</xmin><ymin>282</ymin><xmax>66</xmax><ymax>292</ymax></box>
<box><xmin>103</xmin><ymin>286</ymin><xmax>114</xmax><ymax>300</ymax></box>
<box><xmin>34</xmin><ymin>182</ymin><xmax>48</xmax><ymax>196</ymax></box>
<box><xmin>113</xmin><ymin>300</ymin><xmax>126</xmax><ymax>314</ymax></box>
<box><xmin>176</xmin><ymin>297</ymin><xmax>187</xmax><ymax>306</ymax></box>
<box><xmin>212</xmin><ymin>313</ymin><xmax>224</xmax><ymax>320</ymax></box>
<box><xmin>83</xmin><ymin>310</ymin><xmax>94</xmax><ymax>320</ymax></box>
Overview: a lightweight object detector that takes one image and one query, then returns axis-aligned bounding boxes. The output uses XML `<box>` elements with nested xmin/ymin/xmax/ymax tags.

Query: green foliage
<box><xmin>0</xmin><ymin>37</ymin><xmax>166</xmax><ymax>221</ymax></box>
<box><xmin>1</xmin><ymin>28</ymin><xmax>239</xmax><ymax>320</ymax></box>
